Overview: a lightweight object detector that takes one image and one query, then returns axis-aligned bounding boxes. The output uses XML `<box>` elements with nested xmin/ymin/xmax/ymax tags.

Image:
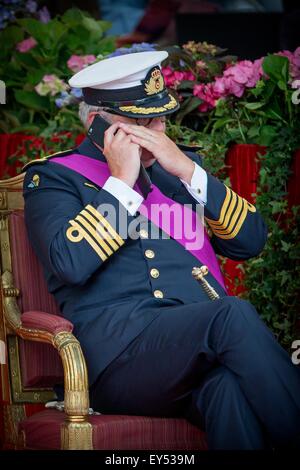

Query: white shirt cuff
<box><xmin>180</xmin><ymin>162</ymin><xmax>207</xmax><ymax>205</ymax></box>
<box><xmin>103</xmin><ymin>176</ymin><xmax>144</xmax><ymax>216</ymax></box>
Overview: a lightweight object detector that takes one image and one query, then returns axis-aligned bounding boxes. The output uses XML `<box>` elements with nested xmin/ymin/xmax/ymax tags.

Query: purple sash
<box><xmin>51</xmin><ymin>154</ymin><xmax>226</xmax><ymax>290</ymax></box>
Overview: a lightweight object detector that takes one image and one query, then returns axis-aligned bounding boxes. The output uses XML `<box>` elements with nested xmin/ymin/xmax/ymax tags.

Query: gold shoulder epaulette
<box><xmin>22</xmin><ymin>149</ymin><xmax>74</xmax><ymax>172</ymax></box>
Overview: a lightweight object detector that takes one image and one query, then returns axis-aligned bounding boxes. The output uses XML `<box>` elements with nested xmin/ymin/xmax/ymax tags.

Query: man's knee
<box><xmin>217</xmin><ymin>297</ymin><xmax>262</xmax><ymax>326</ymax></box>
<box><xmin>209</xmin><ymin>297</ymin><xmax>273</xmax><ymax>349</ymax></box>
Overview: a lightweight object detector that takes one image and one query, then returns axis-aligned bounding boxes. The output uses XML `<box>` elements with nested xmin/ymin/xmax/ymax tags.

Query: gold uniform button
<box><xmin>153</xmin><ymin>290</ymin><xmax>164</xmax><ymax>299</ymax></box>
<box><xmin>150</xmin><ymin>268</ymin><xmax>160</xmax><ymax>279</ymax></box>
<box><xmin>145</xmin><ymin>249</ymin><xmax>155</xmax><ymax>259</ymax></box>
<box><xmin>140</xmin><ymin>229</ymin><xmax>149</xmax><ymax>239</ymax></box>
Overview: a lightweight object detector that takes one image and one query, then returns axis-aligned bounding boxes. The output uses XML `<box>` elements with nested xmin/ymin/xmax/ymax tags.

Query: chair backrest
<box><xmin>0</xmin><ymin>174</ymin><xmax>63</xmax><ymax>406</ymax></box>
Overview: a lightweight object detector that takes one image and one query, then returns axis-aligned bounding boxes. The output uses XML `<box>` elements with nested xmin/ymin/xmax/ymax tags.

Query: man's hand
<box><xmin>103</xmin><ymin>122</ymin><xmax>141</xmax><ymax>188</ymax></box>
<box><xmin>118</xmin><ymin>123</ymin><xmax>195</xmax><ymax>184</ymax></box>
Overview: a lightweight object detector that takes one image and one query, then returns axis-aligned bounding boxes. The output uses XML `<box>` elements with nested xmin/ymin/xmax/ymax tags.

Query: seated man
<box><xmin>23</xmin><ymin>50</ymin><xmax>300</xmax><ymax>449</ymax></box>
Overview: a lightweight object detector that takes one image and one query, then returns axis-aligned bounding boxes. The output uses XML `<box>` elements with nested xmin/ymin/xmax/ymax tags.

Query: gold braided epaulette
<box><xmin>22</xmin><ymin>149</ymin><xmax>74</xmax><ymax>172</ymax></box>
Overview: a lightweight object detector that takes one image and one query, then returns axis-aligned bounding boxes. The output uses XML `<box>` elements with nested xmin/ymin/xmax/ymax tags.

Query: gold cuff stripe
<box><xmin>205</xmin><ymin>186</ymin><xmax>232</xmax><ymax>227</ymax></box>
<box><xmin>80</xmin><ymin>209</ymin><xmax>120</xmax><ymax>252</ymax></box>
<box><xmin>210</xmin><ymin>191</ymin><xmax>238</xmax><ymax>232</ymax></box>
<box><xmin>205</xmin><ymin>185</ymin><xmax>257</xmax><ymax>239</ymax></box>
<box><xmin>212</xmin><ymin>195</ymin><xmax>243</xmax><ymax>235</ymax></box>
<box><xmin>75</xmin><ymin>215</ymin><xmax>114</xmax><ymax>256</ymax></box>
<box><xmin>86</xmin><ymin>204</ymin><xmax>124</xmax><ymax>246</ymax></box>
<box><xmin>214</xmin><ymin>200</ymin><xmax>249</xmax><ymax>239</ymax></box>
<box><xmin>66</xmin><ymin>220</ymin><xmax>107</xmax><ymax>261</ymax></box>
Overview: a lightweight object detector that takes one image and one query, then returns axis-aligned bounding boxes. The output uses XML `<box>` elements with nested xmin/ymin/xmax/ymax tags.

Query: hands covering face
<box><xmin>118</xmin><ymin>122</ymin><xmax>195</xmax><ymax>184</ymax></box>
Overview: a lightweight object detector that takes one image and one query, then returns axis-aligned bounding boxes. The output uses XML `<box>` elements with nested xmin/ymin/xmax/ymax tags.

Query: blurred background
<box><xmin>44</xmin><ymin>0</ymin><xmax>299</xmax><ymax>57</ymax></box>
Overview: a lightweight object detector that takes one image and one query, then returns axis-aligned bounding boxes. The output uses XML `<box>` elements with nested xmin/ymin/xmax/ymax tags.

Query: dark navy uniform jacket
<box><xmin>23</xmin><ymin>138</ymin><xmax>268</xmax><ymax>385</ymax></box>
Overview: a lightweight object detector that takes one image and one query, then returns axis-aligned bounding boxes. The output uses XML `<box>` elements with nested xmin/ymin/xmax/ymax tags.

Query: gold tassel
<box><xmin>192</xmin><ymin>266</ymin><xmax>220</xmax><ymax>301</ymax></box>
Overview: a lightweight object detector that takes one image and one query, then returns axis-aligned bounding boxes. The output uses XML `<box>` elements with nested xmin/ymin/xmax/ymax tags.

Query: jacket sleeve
<box><xmin>23</xmin><ymin>164</ymin><xmax>138</xmax><ymax>286</ymax></box>
<box><xmin>175</xmin><ymin>151</ymin><xmax>268</xmax><ymax>261</ymax></box>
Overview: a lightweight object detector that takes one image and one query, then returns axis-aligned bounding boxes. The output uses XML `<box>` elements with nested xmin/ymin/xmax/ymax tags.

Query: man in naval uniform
<box><xmin>23</xmin><ymin>51</ymin><xmax>300</xmax><ymax>449</ymax></box>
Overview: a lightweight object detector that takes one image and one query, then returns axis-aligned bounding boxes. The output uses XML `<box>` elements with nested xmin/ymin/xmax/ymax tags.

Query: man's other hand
<box><xmin>103</xmin><ymin>122</ymin><xmax>141</xmax><ymax>188</ymax></box>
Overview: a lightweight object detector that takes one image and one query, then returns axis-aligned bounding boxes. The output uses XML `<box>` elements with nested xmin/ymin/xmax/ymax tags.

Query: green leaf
<box><xmin>250</xmin><ymin>79</ymin><xmax>265</xmax><ymax>97</ymax></box>
<box><xmin>281</xmin><ymin>240</ymin><xmax>292</xmax><ymax>252</ymax></box>
<box><xmin>14</xmin><ymin>51</ymin><xmax>39</xmax><ymax>70</ymax></box>
<box><xmin>244</xmin><ymin>102</ymin><xmax>265</xmax><ymax>110</ymax></box>
<box><xmin>46</xmin><ymin>19</ymin><xmax>67</xmax><ymax>46</ymax></box>
<box><xmin>61</xmin><ymin>8</ymin><xmax>85</xmax><ymax>26</ymax></box>
<box><xmin>212</xmin><ymin>117</ymin><xmax>235</xmax><ymax>132</ymax></box>
<box><xmin>263</xmin><ymin>100</ymin><xmax>285</xmax><ymax>122</ymax></box>
<box><xmin>257</xmin><ymin>125</ymin><xmax>278</xmax><ymax>146</ymax></box>
<box><xmin>247</xmin><ymin>126</ymin><xmax>260</xmax><ymax>139</ymax></box>
<box><xmin>269</xmin><ymin>200</ymin><xmax>285</xmax><ymax>214</ymax></box>
<box><xmin>0</xmin><ymin>26</ymin><xmax>24</xmax><ymax>54</ymax></box>
<box><xmin>17</xmin><ymin>18</ymin><xmax>48</xmax><ymax>44</ymax></box>
<box><xmin>14</xmin><ymin>90</ymin><xmax>49</xmax><ymax>112</ymax></box>
<box><xmin>82</xmin><ymin>17</ymin><xmax>103</xmax><ymax>35</ymax></box>
<box><xmin>262</xmin><ymin>54</ymin><xmax>289</xmax><ymax>84</ymax></box>
<box><xmin>26</xmin><ymin>69</ymin><xmax>48</xmax><ymax>86</ymax></box>
<box><xmin>277</xmin><ymin>80</ymin><xmax>287</xmax><ymax>91</ymax></box>
<box><xmin>177</xmin><ymin>80</ymin><xmax>196</xmax><ymax>90</ymax></box>
<box><xmin>214</xmin><ymin>98</ymin><xmax>228</xmax><ymax>117</ymax></box>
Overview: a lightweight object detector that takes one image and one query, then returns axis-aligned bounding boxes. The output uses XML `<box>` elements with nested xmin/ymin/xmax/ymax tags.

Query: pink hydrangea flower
<box><xmin>193</xmin><ymin>82</ymin><xmax>221</xmax><ymax>112</ymax></box>
<box><xmin>67</xmin><ymin>55</ymin><xmax>97</xmax><ymax>73</ymax></box>
<box><xmin>196</xmin><ymin>60</ymin><xmax>208</xmax><ymax>79</ymax></box>
<box><xmin>162</xmin><ymin>66</ymin><xmax>176</xmax><ymax>87</ymax></box>
<box><xmin>16</xmin><ymin>37</ymin><xmax>37</xmax><ymax>53</ymax></box>
<box><xmin>196</xmin><ymin>60</ymin><xmax>207</xmax><ymax>69</ymax></box>
<box><xmin>213</xmin><ymin>58</ymin><xmax>264</xmax><ymax>98</ymax></box>
<box><xmin>214</xmin><ymin>75</ymin><xmax>245</xmax><ymax>98</ymax></box>
<box><xmin>278</xmin><ymin>47</ymin><xmax>300</xmax><ymax>80</ymax></box>
<box><xmin>35</xmin><ymin>74</ymin><xmax>68</xmax><ymax>97</ymax></box>
<box><xmin>162</xmin><ymin>66</ymin><xmax>195</xmax><ymax>88</ymax></box>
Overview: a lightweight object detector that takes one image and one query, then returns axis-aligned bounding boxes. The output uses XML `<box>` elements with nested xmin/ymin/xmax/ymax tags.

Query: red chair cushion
<box><xmin>19</xmin><ymin>409</ymin><xmax>207</xmax><ymax>450</ymax></box>
<box><xmin>21</xmin><ymin>311</ymin><xmax>73</xmax><ymax>335</ymax></box>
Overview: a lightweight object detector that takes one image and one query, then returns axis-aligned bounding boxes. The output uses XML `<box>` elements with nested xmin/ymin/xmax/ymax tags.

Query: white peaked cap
<box><xmin>69</xmin><ymin>51</ymin><xmax>169</xmax><ymax>89</ymax></box>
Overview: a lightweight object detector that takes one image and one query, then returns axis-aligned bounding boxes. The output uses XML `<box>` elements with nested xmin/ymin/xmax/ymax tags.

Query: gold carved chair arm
<box><xmin>2</xmin><ymin>270</ymin><xmax>93</xmax><ymax>449</ymax></box>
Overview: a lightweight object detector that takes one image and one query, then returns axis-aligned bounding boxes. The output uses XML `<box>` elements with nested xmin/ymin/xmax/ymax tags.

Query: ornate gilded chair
<box><xmin>0</xmin><ymin>173</ymin><xmax>207</xmax><ymax>450</ymax></box>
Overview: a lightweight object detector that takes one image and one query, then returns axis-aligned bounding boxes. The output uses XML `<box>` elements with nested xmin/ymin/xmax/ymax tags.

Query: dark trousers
<box><xmin>90</xmin><ymin>297</ymin><xmax>300</xmax><ymax>449</ymax></box>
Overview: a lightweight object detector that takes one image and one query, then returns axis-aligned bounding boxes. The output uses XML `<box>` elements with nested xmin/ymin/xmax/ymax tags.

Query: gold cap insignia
<box><xmin>142</xmin><ymin>67</ymin><xmax>165</xmax><ymax>96</ymax></box>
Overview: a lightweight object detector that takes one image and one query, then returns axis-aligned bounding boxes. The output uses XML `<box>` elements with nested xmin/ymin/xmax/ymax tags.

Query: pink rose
<box><xmin>16</xmin><ymin>37</ymin><xmax>37</xmax><ymax>53</ymax></box>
